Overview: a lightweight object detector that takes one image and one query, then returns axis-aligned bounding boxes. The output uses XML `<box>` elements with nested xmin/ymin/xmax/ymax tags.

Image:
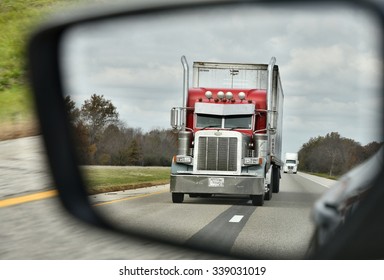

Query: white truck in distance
<box><xmin>283</xmin><ymin>152</ymin><xmax>298</xmax><ymax>174</ymax></box>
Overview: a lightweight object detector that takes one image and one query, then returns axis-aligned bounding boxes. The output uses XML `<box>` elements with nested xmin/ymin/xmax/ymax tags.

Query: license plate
<box><xmin>208</xmin><ymin>177</ymin><xmax>224</xmax><ymax>187</ymax></box>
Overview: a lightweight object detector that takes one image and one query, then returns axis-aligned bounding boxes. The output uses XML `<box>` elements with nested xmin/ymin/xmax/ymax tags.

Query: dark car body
<box><xmin>310</xmin><ymin>148</ymin><xmax>383</xmax><ymax>252</ymax></box>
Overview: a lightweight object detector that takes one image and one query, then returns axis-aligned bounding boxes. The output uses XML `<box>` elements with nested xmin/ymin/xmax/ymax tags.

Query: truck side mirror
<box><xmin>170</xmin><ymin>107</ymin><xmax>182</xmax><ymax>131</ymax></box>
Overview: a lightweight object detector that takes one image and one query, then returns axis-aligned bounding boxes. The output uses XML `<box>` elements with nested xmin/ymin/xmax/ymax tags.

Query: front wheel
<box><xmin>172</xmin><ymin>193</ymin><xmax>184</xmax><ymax>203</ymax></box>
<box><xmin>264</xmin><ymin>183</ymin><xmax>272</xmax><ymax>201</ymax></box>
<box><xmin>272</xmin><ymin>165</ymin><xmax>280</xmax><ymax>193</ymax></box>
<box><xmin>251</xmin><ymin>194</ymin><xmax>264</xmax><ymax>206</ymax></box>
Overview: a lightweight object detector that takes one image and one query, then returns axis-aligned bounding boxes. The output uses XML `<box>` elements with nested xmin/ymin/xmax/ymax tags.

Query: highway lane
<box><xmin>0</xmin><ymin>195</ymin><xmax>228</xmax><ymax>259</ymax></box>
<box><xmin>0</xmin><ymin>136</ymin><xmax>52</xmax><ymax>199</ymax></box>
<box><xmin>0</xmin><ymin>137</ymin><xmax>223</xmax><ymax>259</ymax></box>
<box><xmin>1</xmin><ymin>136</ymin><xmax>334</xmax><ymax>259</ymax></box>
<box><xmin>92</xmin><ymin>172</ymin><xmax>333</xmax><ymax>259</ymax></box>
<box><xmin>232</xmin><ymin>173</ymin><xmax>329</xmax><ymax>259</ymax></box>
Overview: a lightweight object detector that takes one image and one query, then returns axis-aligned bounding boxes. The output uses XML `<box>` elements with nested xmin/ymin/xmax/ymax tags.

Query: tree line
<box><xmin>65</xmin><ymin>95</ymin><xmax>382</xmax><ymax>173</ymax></box>
<box><xmin>298</xmin><ymin>132</ymin><xmax>382</xmax><ymax>177</ymax></box>
<box><xmin>65</xmin><ymin>94</ymin><xmax>177</xmax><ymax>166</ymax></box>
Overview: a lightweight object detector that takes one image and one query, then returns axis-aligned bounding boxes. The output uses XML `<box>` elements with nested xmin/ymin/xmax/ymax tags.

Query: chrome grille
<box><xmin>197</xmin><ymin>137</ymin><xmax>238</xmax><ymax>171</ymax></box>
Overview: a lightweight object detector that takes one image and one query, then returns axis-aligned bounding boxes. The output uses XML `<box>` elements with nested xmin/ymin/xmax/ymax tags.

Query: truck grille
<box><xmin>197</xmin><ymin>137</ymin><xmax>238</xmax><ymax>172</ymax></box>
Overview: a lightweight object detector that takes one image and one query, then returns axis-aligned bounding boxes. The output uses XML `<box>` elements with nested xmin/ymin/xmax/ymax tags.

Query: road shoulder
<box><xmin>296</xmin><ymin>172</ymin><xmax>336</xmax><ymax>188</ymax></box>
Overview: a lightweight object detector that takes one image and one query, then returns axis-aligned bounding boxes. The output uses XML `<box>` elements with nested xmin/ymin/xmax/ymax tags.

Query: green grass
<box><xmin>0</xmin><ymin>0</ymin><xmax>84</xmax><ymax>91</ymax></box>
<box><xmin>0</xmin><ymin>0</ymin><xmax>99</xmax><ymax>138</ymax></box>
<box><xmin>0</xmin><ymin>85</ymin><xmax>34</xmax><ymax>121</ymax></box>
<box><xmin>82</xmin><ymin>166</ymin><xmax>171</xmax><ymax>194</ymax></box>
<box><xmin>0</xmin><ymin>84</ymin><xmax>40</xmax><ymax>139</ymax></box>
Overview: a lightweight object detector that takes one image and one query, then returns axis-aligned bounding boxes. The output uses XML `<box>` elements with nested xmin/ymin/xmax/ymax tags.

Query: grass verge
<box><xmin>82</xmin><ymin>166</ymin><xmax>171</xmax><ymax>195</ymax></box>
<box><xmin>0</xmin><ymin>85</ymin><xmax>40</xmax><ymax>140</ymax></box>
<box><xmin>1</xmin><ymin>0</ymin><xmax>94</xmax><ymax>140</ymax></box>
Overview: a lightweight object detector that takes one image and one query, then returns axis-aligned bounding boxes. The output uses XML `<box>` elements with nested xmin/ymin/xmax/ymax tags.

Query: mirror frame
<box><xmin>28</xmin><ymin>0</ymin><xmax>384</xmax><ymax>259</ymax></box>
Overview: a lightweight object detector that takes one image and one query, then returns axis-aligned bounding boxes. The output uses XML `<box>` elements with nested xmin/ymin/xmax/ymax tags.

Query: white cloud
<box><xmin>62</xmin><ymin>4</ymin><xmax>383</xmax><ymax>153</ymax></box>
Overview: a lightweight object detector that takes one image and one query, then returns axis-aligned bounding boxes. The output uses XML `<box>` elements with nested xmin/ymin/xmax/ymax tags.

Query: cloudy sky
<box><xmin>61</xmin><ymin>2</ymin><xmax>382</xmax><ymax>155</ymax></box>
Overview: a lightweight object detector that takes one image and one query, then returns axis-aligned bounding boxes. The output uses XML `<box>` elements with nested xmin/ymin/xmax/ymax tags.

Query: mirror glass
<box><xmin>60</xmin><ymin>3</ymin><xmax>382</xmax><ymax>258</ymax></box>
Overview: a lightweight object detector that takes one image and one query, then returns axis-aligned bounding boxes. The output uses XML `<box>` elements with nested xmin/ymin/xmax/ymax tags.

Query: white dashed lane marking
<box><xmin>229</xmin><ymin>215</ymin><xmax>244</xmax><ymax>223</ymax></box>
<box><xmin>186</xmin><ymin>201</ymin><xmax>256</xmax><ymax>253</ymax></box>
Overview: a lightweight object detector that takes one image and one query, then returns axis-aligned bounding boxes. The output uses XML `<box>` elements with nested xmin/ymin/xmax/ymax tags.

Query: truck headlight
<box><xmin>244</xmin><ymin>157</ymin><xmax>261</xmax><ymax>165</ymax></box>
<box><xmin>175</xmin><ymin>155</ymin><xmax>193</xmax><ymax>164</ymax></box>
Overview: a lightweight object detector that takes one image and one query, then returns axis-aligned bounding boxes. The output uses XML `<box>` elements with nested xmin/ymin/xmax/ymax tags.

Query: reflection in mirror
<box><xmin>60</xmin><ymin>4</ymin><xmax>382</xmax><ymax>258</ymax></box>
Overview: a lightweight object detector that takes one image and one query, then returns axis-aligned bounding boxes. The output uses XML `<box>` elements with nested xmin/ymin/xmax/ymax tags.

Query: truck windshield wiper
<box><xmin>201</xmin><ymin>125</ymin><xmax>220</xmax><ymax>130</ymax></box>
<box><xmin>229</xmin><ymin>126</ymin><xmax>246</xmax><ymax>130</ymax></box>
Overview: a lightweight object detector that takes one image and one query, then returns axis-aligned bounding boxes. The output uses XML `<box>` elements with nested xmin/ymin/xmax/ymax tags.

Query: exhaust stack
<box><xmin>181</xmin><ymin>56</ymin><xmax>189</xmax><ymax>130</ymax></box>
<box><xmin>267</xmin><ymin>57</ymin><xmax>276</xmax><ymax>130</ymax></box>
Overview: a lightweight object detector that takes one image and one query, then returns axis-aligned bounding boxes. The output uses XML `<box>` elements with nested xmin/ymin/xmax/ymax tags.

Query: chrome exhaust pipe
<box><xmin>267</xmin><ymin>57</ymin><xmax>276</xmax><ymax>130</ymax></box>
<box><xmin>181</xmin><ymin>56</ymin><xmax>189</xmax><ymax>130</ymax></box>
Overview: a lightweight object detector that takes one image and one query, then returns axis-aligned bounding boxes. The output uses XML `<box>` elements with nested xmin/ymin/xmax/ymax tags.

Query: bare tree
<box><xmin>81</xmin><ymin>94</ymin><xmax>119</xmax><ymax>144</ymax></box>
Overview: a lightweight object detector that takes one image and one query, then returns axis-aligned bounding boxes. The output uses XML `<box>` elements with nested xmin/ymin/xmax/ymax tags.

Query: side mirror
<box><xmin>170</xmin><ymin>107</ymin><xmax>183</xmax><ymax>131</ymax></box>
<box><xmin>27</xmin><ymin>0</ymin><xmax>384</xmax><ymax>260</ymax></box>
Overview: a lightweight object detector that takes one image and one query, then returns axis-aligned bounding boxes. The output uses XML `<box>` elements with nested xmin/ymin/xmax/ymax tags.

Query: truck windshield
<box><xmin>286</xmin><ymin>160</ymin><xmax>296</xmax><ymax>164</ymax></box>
<box><xmin>225</xmin><ymin>115</ymin><xmax>252</xmax><ymax>129</ymax></box>
<box><xmin>196</xmin><ymin>114</ymin><xmax>252</xmax><ymax>129</ymax></box>
<box><xmin>196</xmin><ymin>114</ymin><xmax>222</xmax><ymax>128</ymax></box>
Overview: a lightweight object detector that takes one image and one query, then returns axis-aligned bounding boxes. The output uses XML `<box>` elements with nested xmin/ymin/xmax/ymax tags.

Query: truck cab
<box><xmin>170</xmin><ymin>56</ymin><xmax>284</xmax><ymax>206</ymax></box>
<box><xmin>283</xmin><ymin>152</ymin><xmax>299</xmax><ymax>174</ymax></box>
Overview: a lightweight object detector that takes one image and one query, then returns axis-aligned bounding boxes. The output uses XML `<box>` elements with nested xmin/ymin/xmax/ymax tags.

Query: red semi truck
<box><xmin>170</xmin><ymin>56</ymin><xmax>284</xmax><ymax>206</ymax></box>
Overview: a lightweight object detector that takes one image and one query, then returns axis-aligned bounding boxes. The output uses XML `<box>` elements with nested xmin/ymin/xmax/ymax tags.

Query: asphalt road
<box><xmin>0</xmin><ymin>136</ymin><xmax>334</xmax><ymax>259</ymax></box>
<box><xmin>0</xmin><ymin>136</ymin><xmax>223</xmax><ymax>259</ymax></box>
<box><xmin>91</xmin><ymin>172</ymin><xmax>331</xmax><ymax>259</ymax></box>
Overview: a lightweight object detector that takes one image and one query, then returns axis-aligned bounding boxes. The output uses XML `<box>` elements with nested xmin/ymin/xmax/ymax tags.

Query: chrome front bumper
<box><xmin>170</xmin><ymin>174</ymin><xmax>264</xmax><ymax>195</ymax></box>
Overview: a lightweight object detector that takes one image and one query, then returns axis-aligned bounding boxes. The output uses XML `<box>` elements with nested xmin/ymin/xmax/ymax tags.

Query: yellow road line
<box><xmin>93</xmin><ymin>189</ymin><xmax>168</xmax><ymax>207</ymax></box>
<box><xmin>0</xmin><ymin>188</ymin><xmax>168</xmax><ymax>208</ymax></box>
<box><xmin>0</xmin><ymin>190</ymin><xmax>58</xmax><ymax>208</ymax></box>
